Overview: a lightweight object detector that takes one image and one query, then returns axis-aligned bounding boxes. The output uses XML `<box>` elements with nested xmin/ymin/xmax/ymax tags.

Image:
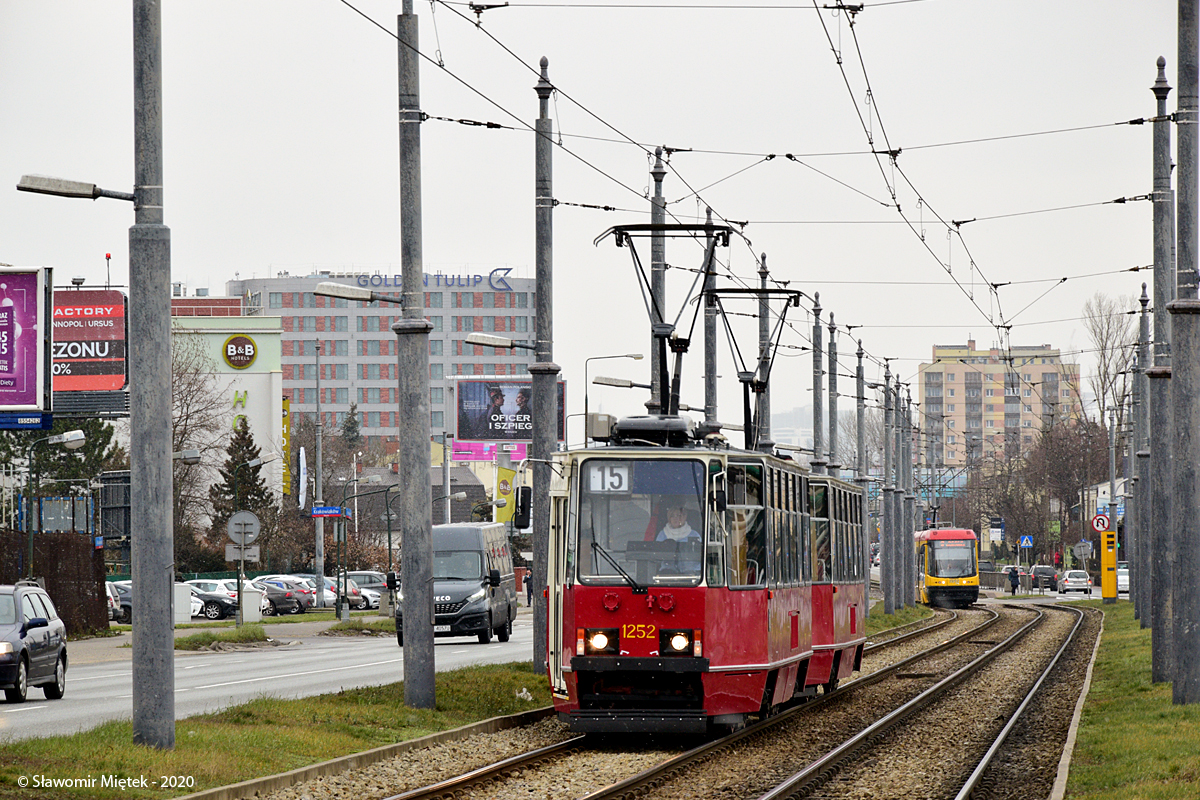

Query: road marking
<box><xmin>0</xmin><ymin>706</ymin><xmax>43</xmax><ymax>713</ymax></box>
<box><xmin>193</xmin><ymin>657</ymin><xmax>406</xmax><ymax>690</ymax></box>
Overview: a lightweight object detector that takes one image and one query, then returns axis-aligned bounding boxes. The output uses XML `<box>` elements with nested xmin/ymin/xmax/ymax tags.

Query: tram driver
<box><xmin>655</xmin><ymin>501</ymin><xmax>702</xmax><ymax>576</ymax></box>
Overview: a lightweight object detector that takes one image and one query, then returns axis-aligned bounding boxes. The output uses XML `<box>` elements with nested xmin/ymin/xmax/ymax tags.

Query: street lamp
<box><xmin>464</xmin><ymin>332</ymin><xmax>536</xmax><ymax>352</ymax></box>
<box><xmin>25</xmin><ymin>430</ymin><xmax>86</xmax><ymax>578</ymax></box>
<box><xmin>471</xmin><ymin>496</ymin><xmax>506</xmax><ymax>522</ymax></box>
<box><xmin>584</xmin><ymin>354</ymin><xmax>643</xmax><ymax>442</ymax></box>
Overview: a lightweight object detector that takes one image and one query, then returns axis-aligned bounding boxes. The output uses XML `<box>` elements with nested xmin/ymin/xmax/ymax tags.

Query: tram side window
<box><xmin>810</xmin><ymin>482</ymin><xmax>831</xmax><ymax>583</ymax></box>
<box><xmin>706</xmin><ymin>464</ymin><xmax>727</xmax><ymax>587</ymax></box>
<box><xmin>727</xmin><ymin>464</ymin><xmax>766</xmax><ymax>588</ymax></box>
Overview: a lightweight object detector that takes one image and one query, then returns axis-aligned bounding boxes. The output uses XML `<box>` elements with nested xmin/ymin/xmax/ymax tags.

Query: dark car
<box><xmin>0</xmin><ymin>581</ymin><xmax>68</xmax><ymax>703</ymax></box>
<box><xmin>112</xmin><ymin>582</ymin><xmax>133</xmax><ymax>624</ymax></box>
<box><xmin>187</xmin><ymin>585</ymin><xmax>239</xmax><ymax>620</ymax></box>
<box><xmin>250</xmin><ymin>579</ymin><xmax>302</xmax><ymax>616</ymax></box>
<box><xmin>257</xmin><ymin>577</ymin><xmax>315</xmax><ymax>612</ymax></box>
<box><xmin>1029</xmin><ymin>565</ymin><xmax>1059</xmax><ymax>592</ymax></box>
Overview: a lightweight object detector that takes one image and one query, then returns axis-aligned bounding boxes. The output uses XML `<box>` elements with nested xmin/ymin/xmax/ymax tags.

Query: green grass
<box><xmin>0</xmin><ymin>662</ymin><xmax>549</xmax><ymax>799</ymax></box>
<box><xmin>1067</xmin><ymin>600</ymin><xmax>1200</xmax><ymax>798</ymax></box>
<box><xmin>173</xmin><ymin>624</ymin><xmax>270</xmax><ymax>651</ymax></box>
<box><xmin>865</xmin><ymin>601</ymin><xmax>933</xmax><ymax>636</ymax></box>
<box><xmin>325</xmin><ymin>618</ymin><xmax>395</xmax><ymax>634</ymax></box>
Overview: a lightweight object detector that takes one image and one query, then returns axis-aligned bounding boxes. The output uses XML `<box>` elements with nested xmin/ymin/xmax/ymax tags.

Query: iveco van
<box><xmin>394</xmin><ymin>522</ymin><xmax>519</xmax><ymax>646</ymax></box>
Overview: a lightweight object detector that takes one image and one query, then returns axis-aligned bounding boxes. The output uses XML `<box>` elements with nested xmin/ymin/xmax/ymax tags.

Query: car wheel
<box><xmin>478</xmin><ymin>619</ymin><xmax>492</xmax><ymax>644</ymax></box>
<box><xmin>204</xmin><ymin>602</ymin><xmax>224</xmax><ymax>620</ymax></box>
<box><xmin>43</xmin><ymin>654</ymin><xmax>66</xmax><ymax>700</ymax></box>
<box><xmin>498</xmin><ymin>615</ymin><xmax>511</xmax><ymax>642</ymax></box>
<box><xmin>119</xmin><ymin>606</ymin><xmax>132</xmax><ymax>625</ymax></box>
<box><xmin>396</xmin><ymin>628</ymin><xmax>404</xmax><ymax>648</ymax></box>
<box><xmin>4</xmin><ymin>658</ymin><xmax>28</xmax><ymax>703</ymax></box>
<box><xmin>262</xmin><ymin>601</ymin><xmax>276</xmax><ymax>617</ymax></box>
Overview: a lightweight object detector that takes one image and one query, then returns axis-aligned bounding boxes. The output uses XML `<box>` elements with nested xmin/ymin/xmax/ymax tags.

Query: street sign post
<box><xmin>226</xmin><ymin>511</ymin><xmax>262</xmax><ymax>626</ymax></box>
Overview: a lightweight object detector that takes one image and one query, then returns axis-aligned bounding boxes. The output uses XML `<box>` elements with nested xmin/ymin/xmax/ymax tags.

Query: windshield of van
<box><xmin>929</xmin><ymin>540</ymin><xmax>976</xmax><ymax>579</ymax></box>
<box><xmin>433</xmin><ymin>551</ymin><xmax>484</xmax><ymax>581</ymax></box>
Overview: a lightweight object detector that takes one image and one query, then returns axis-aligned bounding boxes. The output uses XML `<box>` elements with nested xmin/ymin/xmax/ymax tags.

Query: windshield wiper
<box><xmin>590</xmin><ymin>541</ymin><xmax>646</xmax><ymax>594</ymax></box>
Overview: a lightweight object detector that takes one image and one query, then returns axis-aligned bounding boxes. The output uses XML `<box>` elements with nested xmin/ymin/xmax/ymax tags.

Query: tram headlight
<box><xmin>579</xmin><ymin>628</ymin><xmax>619</xmax><ymax>655</ymax></box>
<box><xmin>659</xmin><ymin>629</ymin><xmax>701</xmax><ymax>657</ymax></box>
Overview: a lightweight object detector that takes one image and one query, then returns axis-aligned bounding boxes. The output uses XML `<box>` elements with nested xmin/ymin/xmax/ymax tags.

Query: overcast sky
<box><xmin>1</xmin><ymin>1</ymin><xmax>1182</xmax><ymax>434</ymax></box>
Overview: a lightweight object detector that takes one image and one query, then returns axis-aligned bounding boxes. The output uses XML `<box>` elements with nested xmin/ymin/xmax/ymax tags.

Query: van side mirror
<box><xmin>712</xmin><ymin>489</ymin><xmax>727</xmax><ymax>513</ymax></box>
<box><xmin>512</xmin><ymin>485</ymin><xmax>532</xmax><ymax>529</ymax></box>
<box><xmin>488</xmin><ymin>569</ymin><xmax>501</xmax><ymax>587</ymax></box>
<box><xmin>386</xmin><ymin>571</ymin><xmax>398</xmax><ymax>591</ymax></box>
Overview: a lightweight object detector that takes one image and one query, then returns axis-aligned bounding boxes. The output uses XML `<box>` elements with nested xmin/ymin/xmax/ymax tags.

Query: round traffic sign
<box><xmin>1091</xmin><ymin>514</ymin><xmax>1110</xmax><ymax>533</ymax></box>
<box><xmin>227</xmin><ymin>510</ymin><xmax>262</xmax><ymax>545</ymax></box>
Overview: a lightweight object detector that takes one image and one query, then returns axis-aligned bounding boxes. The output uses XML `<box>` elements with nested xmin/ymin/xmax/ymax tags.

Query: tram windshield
<box><xmin>574</xmin><ymin>458</ymin><xmax>707</xmax><ymax>587</ymax></box>
<box><xmin>928</xmin><ymin>540</ymin><xmax>976</xmax><ymax>579</ymax></box>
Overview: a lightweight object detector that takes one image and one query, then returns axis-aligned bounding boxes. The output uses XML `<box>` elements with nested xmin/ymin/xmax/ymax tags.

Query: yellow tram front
<box><xmin>914</xmin><ymin>527</ymin><xmax>979</xmax><ymax>608</ymax></box>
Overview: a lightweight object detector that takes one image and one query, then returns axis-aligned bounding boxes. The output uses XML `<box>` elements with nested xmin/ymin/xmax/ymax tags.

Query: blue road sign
<box><xmin>1020</xmin><ymin>535</ymin><xmax>1033</xmax><ymax>548</ymax></box>
<box><xmin>310</xmin><ymin>505</ymin><xmax>345</xmax><ymax>517</ymax></box>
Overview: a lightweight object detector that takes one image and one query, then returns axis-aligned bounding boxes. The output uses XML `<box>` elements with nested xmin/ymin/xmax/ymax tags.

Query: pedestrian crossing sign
<box><xmin>1020</xmin><ymin>535</ymin><xmax>1033</xmax><ymax>548</ymax></box>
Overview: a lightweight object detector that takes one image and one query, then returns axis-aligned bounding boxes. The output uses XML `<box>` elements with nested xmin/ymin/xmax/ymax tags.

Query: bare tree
<box><xmin>1082</xmin><ymin>292</ymin><xmax>1136</xmax><ymax>430</ymax></box>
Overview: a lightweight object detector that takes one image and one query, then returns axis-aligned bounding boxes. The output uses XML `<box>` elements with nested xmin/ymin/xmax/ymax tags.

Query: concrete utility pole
<box><xmin>1107</xmin><ymin>410</ymin><xmax>1118</xmax><ymax>607</ymax></box>
<box><xmin>314</xmin><ymin>340</ymin><xmax>325</xmax><ymax>607</ymax></box>
<box><xmin>396</xmin><ymin>1</ymin><xmax>437</xmax><ymax>709</ymax></box>
<box><xmin>704</xmin><ymin>208</ymin><xmax>718</xmax><ymax>423</ymax></box>
<box><xmin>904</xmin><ymin>390</ymin><xmax>915</xmax><ymax>607</ymax></box>
<box><xmin>649</xmin><ymin>149</ymin><xmax>666</xmax><ymax>414</ymax></box>
<box><xmin>757</xmin><ymin>255</ymin><xmax>773</xmax><ymax>450</ymax></box>
<box><xmin>1149</xmin><ymin>56</ymin><xmax>1175</xmax><ymax>682</ymax></box>
<box><xmin>1135</xmin><ymin>286</ymin><xmax>1151</xmax><ymax>624</ymax></box>
<box><xmin>1169</xmin><ymin>0</ymin><xmax>1200</xmax><ymax>703</ymax></box>
<box><xmin>531</xmin><ymin>57</ymin><xmax>559</xmax><ymax>673</ymax></box>
<box><xmin>856</xmin><ymin>341</ymin><xmax>869</xmax><ymax>616</ymax></box>
<box><xmin>129</xmin><ymin>0</ymin><xmax>174</xmax><ymax>750</ymax></box>
<box><xmin>883</xmin><ymin>366</ymin><xmax>895</xmax><ymax>615</ymax></box>
<box><xmin>827</xmin><ymin>316</ymin><xmax>839</xmax><ymax>477</ymax></box>
<box><xmin>812</xmin><ymin>295</ymin><xmax>825</xmax><ymax>474</ymax></box>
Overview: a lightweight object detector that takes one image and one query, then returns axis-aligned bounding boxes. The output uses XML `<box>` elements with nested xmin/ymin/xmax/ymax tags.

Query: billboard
<box><xmin>456</xmin><ymin>379</ymin><xmax>565</xmax><ymax>443</ymax></box>
<box><xmin>0</xmin><ymin>267</ymin><xmax>52</xmax><ymax>412</ymax></box>
<box><xmin>51</xmin><ymin>289</ymin><xmax>127</xmax><ymax>391</ymax></box>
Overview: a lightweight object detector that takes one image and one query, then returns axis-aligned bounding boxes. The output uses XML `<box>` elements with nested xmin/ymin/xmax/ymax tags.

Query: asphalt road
<box><xmin>0</xmin><ymin>612</ymin><xmax>537</xmax><ymax>742</ymax></box>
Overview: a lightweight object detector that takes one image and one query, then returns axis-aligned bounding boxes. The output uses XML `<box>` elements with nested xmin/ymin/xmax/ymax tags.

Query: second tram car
<box><xmin>546</xmin><ymin>415</ymin><xmax>867</xmax><ymax>734</ymax></box>
<box><xmin>914</xmin><ymin>527</ymin><xmax>980</xmax><ymax>608</ymax></box>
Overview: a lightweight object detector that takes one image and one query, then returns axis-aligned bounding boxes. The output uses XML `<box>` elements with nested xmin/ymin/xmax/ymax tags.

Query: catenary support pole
<box><xmin>1149</xmin><ymin>56</ymin><xmax>1175</xmax><ymax>681</ymax></box>
<box><xmin>130</xmin><ymin>0</ymin><xmax>174</xmax><ymax>750</ymax></box>
<box><xmin>397</xmin><ymin>2</ymin><xmax>436</xmax><ymax>709</ymax></box>
<box><xmin>904</xmin><ymin>390</ymin><xmax>915</xmax><ymax>607</ymax></box>
<box><xmin>857</xmin><ymin>341</ymin><xmax>869</xmax><ymax>617</ymax></box>
<box><xmin>883</xmin><ymin>367</ymin><xmax>895</xmax><ymax>615</ymax></box>
<box><xmin>757</xmin><ymin>255</ymin><xmax>773</xmax><ymax>450</ymax></box>
<box><xmin>812</xmin><ymin>296</ymin><xmax>825</xmax><ymax>474</ymax></box>
<box><xmin>1169</xmin><ymin>0</ymin><xmax>1200</xmax><ymax>702</ymax></box>
<box><xmin>531</xmin><ymin>57</ymin><xmax>558</xmax><ymax>673</ymax></box>
<box><xmin>1135</xmin><ymin>286</ymin><xmax>1151</xmax><ymax>624</ymax></box>
<box><xmin>828</xmin><ymin>316</ymin><xmax>839</xmax><ymax>477</ymax></box>
<box><xmin>648</xmin><ymin>149</ymin><xmax>666</xmax><ymax>414</ymax></box>
<box><xmin>314</xmin><ymin>341</ymin><xmax>325</xmax><ymax>608</ymax></box>
<box><xmin>704</xmin><ymin>209</ymin><xmax>718</xmax><ymax>423</ymax></box>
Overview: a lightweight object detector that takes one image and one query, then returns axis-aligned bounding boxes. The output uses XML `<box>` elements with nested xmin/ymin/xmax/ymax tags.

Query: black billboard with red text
<box><xmin>52</xmin><ymin>289</ymin><xmax>127</xmax><ymax>391</ymax></box>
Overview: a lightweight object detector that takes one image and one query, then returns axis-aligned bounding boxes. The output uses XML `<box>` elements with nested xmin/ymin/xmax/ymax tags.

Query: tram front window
<box><xmin>929</xmin><ymin>541</ymin><xmax>976</xmax><ymax>579</ymax></box>
<box><xmin>576</xmin><ymin>459</ymin><xmax>706</xmax><ymax>587</ymax></box>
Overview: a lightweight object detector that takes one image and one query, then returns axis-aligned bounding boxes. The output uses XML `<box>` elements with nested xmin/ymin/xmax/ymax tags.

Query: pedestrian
<box><xmin>524</xmin><ymin>571</ymin><xmax>532</xmax><ymax>606</ymax></box>
<box><xmin>1008</xmin><ymin>566</ymin><xmax>1020</xmax><ymax>596</ymax></box>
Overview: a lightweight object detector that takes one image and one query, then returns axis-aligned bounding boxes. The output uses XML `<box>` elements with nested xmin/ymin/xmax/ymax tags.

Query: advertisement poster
<box><xmin>456</xmin><ymin>379</ymin><xmax>565</xmax><ymax>443</ymax></box>
<box><xmin>51</xmin><ymin>288</ymin><xmax>127</xmax><ymax>391</ymax></box>
<box><xmin>0</xmin><ymin>268</ymin><xmax>50</xmax><ymax>411</ymax></box>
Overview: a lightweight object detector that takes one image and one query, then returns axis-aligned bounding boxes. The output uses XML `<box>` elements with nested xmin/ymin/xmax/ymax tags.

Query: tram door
<box><xmin>547</xmin><ymin>494</ymin><xmax>569</xmax><ymax>696</ymax></box>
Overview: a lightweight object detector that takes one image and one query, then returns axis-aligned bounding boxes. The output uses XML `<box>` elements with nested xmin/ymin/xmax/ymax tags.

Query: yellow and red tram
<box><xmin>914</xmin><ymin>527</ymin><xmax>980</xmax><ymax>608</ymax></box>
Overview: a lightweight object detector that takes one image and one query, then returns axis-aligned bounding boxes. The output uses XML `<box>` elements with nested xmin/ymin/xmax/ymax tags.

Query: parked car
<box><xmin>360</xmin><ymin>587</ymin><xmax>380</xmax><ymax>609</ymax></box>
<box><xmin>257</xmin><ymin>577</ymin><xmax>315</xmax><ymax>612</ymax></box>
<box><xmin>249</xmin><ymin>579</ymin><xmax>302</xmax><ymax>616</ymax></box>
<box><xmin>104</xmin><ymin>582</ymin><xmax>120</xmax><ymax>621</ymax></box>
<box><xmin>287</xmin><ymin>574</ymin><xmax>339</xmax><ymax>608</ymax></box>
<box><xmin>185</xmin><ymin>579</ymin><xmax>239</xmax><ymax>600</ymax></box>
<box><xmin>346</xmin><ymin>571</ymin><xmax>387</xmax><ymax>594</ymax></box>
<box><xmin>112</xmin><ymin>582</ymin><xmax>133</xmax><ymax>624</ymax></box>
<box><xmin>1029</xmin><ymin>565</ymin><xmax>1059</xmax><ymax>591</ymax></box>
<box><xmin>187</xmin><ymin>585</ymin><xmax>238</xmax><ymax>620</ymax></box>
<box><xmin>1117</xmin><ymin>566</ymin><xmax>1130</xmax><ymax>595</ymax></box>
<box><xmin>1060</xmin><ymin>569</ymin><xmax>1092</xmax><ymax>595</ymax></box>
<box><xmin>0</xmin><ymin>581</ymin><xmax>68</xmax><ymax>703</ymax></box>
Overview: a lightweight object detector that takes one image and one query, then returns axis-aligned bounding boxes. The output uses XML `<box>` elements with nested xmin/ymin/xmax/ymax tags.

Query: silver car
<box><xmin>1060</xmin><ymin>570</ymin><xmax>1091</xmax><ymax>595</ymax></box>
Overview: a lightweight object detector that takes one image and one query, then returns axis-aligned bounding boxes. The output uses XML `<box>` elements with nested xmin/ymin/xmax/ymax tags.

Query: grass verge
<box><xmin>865</xmin><ymin>601</ymin><xmax>933</xmax><ymax>636</ymax></box>
<box><xmin>173</xmin><ymin>624</ymin><xmax>271</xmax><ymax>651</ymax></box>
<box><xmin>0</xmin><ymin>662</ymin><xmax>549</xmax><ymax>799</ymax></box>
<box><xmin>324</xmin><ymin>619</ymin><xmax>394</xmax><ymax>635</ymax></box>
<box><xmin>1067</xmin><ymin>599</ymin><xmax>1200</xmax><ymax>798</ymax></box>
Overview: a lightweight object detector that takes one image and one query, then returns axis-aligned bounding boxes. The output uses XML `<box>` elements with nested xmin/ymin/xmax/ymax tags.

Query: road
<box><xmin>0</xmin><ymin>613</ymin><xmax>537</xmax><ymax>742</ymax></box>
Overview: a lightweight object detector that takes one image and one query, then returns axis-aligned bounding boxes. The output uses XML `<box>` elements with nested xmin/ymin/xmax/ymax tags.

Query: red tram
<box><xmin>547</xmin><ymin>415</ymin><xmax>867</xmax><ymax>733</ymax></box>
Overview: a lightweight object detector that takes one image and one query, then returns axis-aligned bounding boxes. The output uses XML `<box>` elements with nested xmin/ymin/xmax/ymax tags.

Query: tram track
<box><xmin>248</xmin><ymin>604</ymin><xmax>1101</xmax><ymax>800</ymax></box>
